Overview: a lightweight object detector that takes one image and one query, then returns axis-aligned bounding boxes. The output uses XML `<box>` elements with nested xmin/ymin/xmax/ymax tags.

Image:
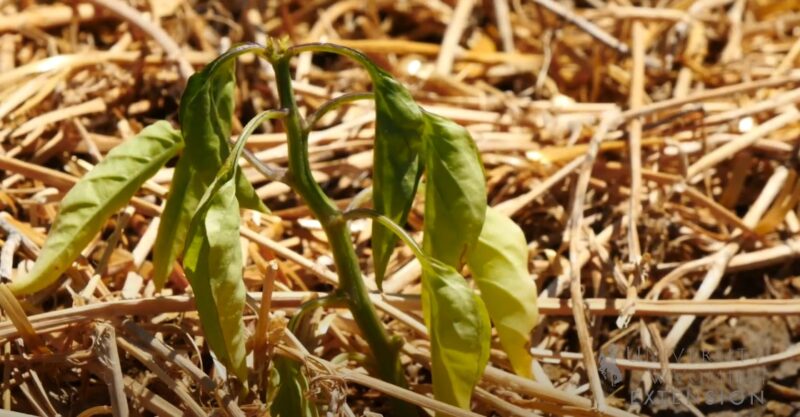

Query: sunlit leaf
<box><xmin>10</xmin><ymin>121</ymin><xmax>182</xmax><ymax>295</ymax></box>
<box><xmin>181</xmin><ymin>109</ymin><xmax>283</xmax><ymax>379</ymax></box>
<box><xmin>415</xmin><ymin>110</ymin><xmax>489</xmax><ymax>410</ymax></box>
<box><xmin>467</xmin><ymin>207</ymin><xmax>539</xmax><ymax>378</ymax></box>
<box><xmin>421</xmin><ymin>259</ymin><xmax>491</xmax><ymax>411</ymax></box>
<box><xmin>183</xmin><ymin>178</ymin><xmax>247</xmax><ymax>379</ymax></box>
<box><xmin>421</xmin><ymin>112</ymin><xmax>486</xmax><ymax>268</ymax></box>
<box><xmin>370</xmin><ymin>68</ymin><xmax>424</xmax><ymax>289</ymax></box>
<box><xmin>363</xmin><ymin>207</ymin><xmax>491</xmax><ymax>411</ymax></box>
<box><xmin>152</xmin><ymin>44</ymin><xmax>268</xmax><ymax>290</ymax></box>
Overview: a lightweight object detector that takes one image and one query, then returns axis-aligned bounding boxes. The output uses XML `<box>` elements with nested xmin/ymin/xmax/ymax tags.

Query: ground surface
<box><xmin>2</xmin><ymin>0</ymin><xmax>800</xmax><ymax>416</ymax></box>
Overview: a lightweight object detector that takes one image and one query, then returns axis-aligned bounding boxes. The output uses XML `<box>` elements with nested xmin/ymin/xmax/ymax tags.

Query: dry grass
<box><xmin>2</xmin><ymin>0</ymin><xmax>800</xmax><ymax>416</ymax></box>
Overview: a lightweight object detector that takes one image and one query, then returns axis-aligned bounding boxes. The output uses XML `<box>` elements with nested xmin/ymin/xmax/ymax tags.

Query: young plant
<box><xmin>10</xmin><ymin>39</ymin><xmax>538</xmax><ymax>415</ymax></box>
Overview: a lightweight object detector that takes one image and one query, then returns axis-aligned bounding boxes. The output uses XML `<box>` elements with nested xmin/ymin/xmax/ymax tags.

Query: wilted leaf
<box><xmin>152</xmin><ymin>44</ymin><xmax>267</xmax><ymax>290</ymax></box>
<box><xmin>370</xmin><ymin>68</ymin><xmax>424</xmax><ymax>289</ymax></box>
<box><xmin>183</xmin><ymin>179</ymin><xmax>247</xmax><ymax>379</ymax></box>
<box><xmin>421</xmin><ymin>112</ymin><xmax>486</xmax><ymax>268</ymax></box>
<box><xmin>181</xmin><ymin>109</ymin><xmax>283</xmax><ymax>379</ymax></box>
<box><xmin>467</xmin><ymin>207</ymin><xmax>539</xmax><ymax>378</ymax></box>
<box><xmin>421</xmin><ymin>259</ymin><xmax>491</xmax><ymax>411</ymax></box>
<box><xmin>10</xmin><ymin>121</ymin><xmax>182</xmax><ymax>295</ymax></box>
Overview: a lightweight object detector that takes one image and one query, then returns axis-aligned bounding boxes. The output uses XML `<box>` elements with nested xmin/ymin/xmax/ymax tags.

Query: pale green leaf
<box><xmin>421</xmin><ymin>259</ymin><xmax>491</xmax><ymax>411</ymax></box>
<box><xmin>467</xmin><ymin>207</ymin><xmax>539</xmax><ymax>378</ymax></box>
<box><xmin>10</xmin><ymin>121</ymin><xmax>182</xmax><ymax>295</ymax></box>
<box><xmin>182</xmin><ymin>215</ymin><xmax>229</xmax><ymax>363</ymax></box>
<box><xmin>421</xmin><ymin>112</ymin><xmax>486</xmax><ymax>268</ymax></box>
<box><xmin>182</xmin><ymin>178</ymin><xmax>247</xmax><ymax>378</ymax></box>
<box><xmin>208</xmin><ymin>180</ymin><xmax>248</xmax><ymax>378</ymax></box>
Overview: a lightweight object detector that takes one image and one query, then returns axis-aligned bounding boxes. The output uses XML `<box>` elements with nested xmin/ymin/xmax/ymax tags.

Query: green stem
<box><xmin>270</xmin><ymin>54</ymin><xmax>416</xmax><ymax>417</ymax></box>
<box><xmin>272</xmin><ymin>57</ymin><xmax>338</xmax><ymax>224</ymax></box>
<box><xmin>242</xmin><ymin>148</ymin><xmax>288</xmax><ymax>184</ymax></box>
<box><xmin>288</xmin><ymin>294</ymin><xmax>346</xmax><ymax>334</ymax></box>
<box><xmin>306</xmin><ymin>92</ymin><xmax>374</xmax><ymax>132</ymax></box>
<box><xmin>289</xmin><ymin>43</ymin><xmax>377</xmax><ymax>76</ymax></box>
<box><xmin>342</xmin><ymin>208</ymin><xmax>429</xmax><ymax>267</ymax></box>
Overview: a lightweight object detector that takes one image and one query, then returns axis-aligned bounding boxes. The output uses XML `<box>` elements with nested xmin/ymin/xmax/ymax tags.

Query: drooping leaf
<box><xmin>359</xmin><ymin>173</ymin><xmax>491</xmax><ymax>411</ymax></box>
<box><xmin>413</xmin><ymin>110</ymin><xmax>489</xmax><ymax>409</ymax></box>
<box><xmin>204</xmin><ymin>180</ymin><xmax>248</xmax><ymax>378</ymax></box>
<box><xmin>181</xmin><ymin>212</ymin><xmax>229</xmax><ymax>363</ymax></box>
<box><xmin>152</xmin><ymin>44</ymin><xmax>268</xmax><ymax>290</ymax></box>
<box><xmin>467</xmin><ymin>207</ymin><xmax>539</xmax><ymax>378</ymax></box>
<box><xmin>421</xmin><ymin>112</ymin><xmax>486</xmax><ymax>268</ymax></box>
<box><xmin>10</xmin><ymin>121</ymin><xmax>183</xmax><ymax>295</ymax></box>
<box><xmin>270</xmin><ymin>357</ymin><xmax>319</xmax><ymax>417</ymax></box>
<box><xmin>183</xmin><ymin>179</ymin><xmax>248</xmax><ymax>379</ymax></box>
<box><xmin>370</xmin><ymin>68</ymin><xmax>424</xmax><ymax>289</ymax></box>
<box><xmin>181</xmin><ymin>109</ymin><xmax>283</xmax><ymax>379</ymax></box>
<box><xmin>421</xmin><ymin>259</ymin><xmax>491</xmax><ymax>411</ymax></box>
<box><xmin>235</xmin><ymin>168</ymin><xmax>268</xmax><ymax>212</ymax></box>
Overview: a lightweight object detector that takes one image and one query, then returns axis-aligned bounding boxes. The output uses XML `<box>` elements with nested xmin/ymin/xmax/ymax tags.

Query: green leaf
<box><xmin>270</xmin><ymin>357</ymin><xmax>319</xmax><ymax>417</ymax></box>
<box><xmin>421</xmin><ymin>112</ymin><xmax>486</xmax><ymax>268</ymax></box>
<box><xmin>370</xmin><ymin>68</ymin><xmax>424</xmax><ymax>289</ymax></box>
<box><xmin>181</xmin><ymin>109</ymin><xmax>284</xmax><ymax>380</ymax></box>
<box><xmin>415</xmin><ymin>111</ymin><xmax>489</xmax><ymax>409</ymax></box>
<box><xmin>183</xmin><ymin>179</ymin><xmax>248</xmax><ymax>379</ymax></box>
<box><xmin>235</xmin><ymin>169</ymin><xmax>267</xmax><ymax>212</ymax></box>
<box><xmin>353</xmin><ymin>206</ymin><xmax>491</xmax><ymax>411</ymax></box>
<box><xmin>421</xmin><ymin>259</ymin><xmax>491</xmax><ymax>410</ymax></box>
<box><xmin>152</xmin><ymin>44</ymin><xmax>267</xmax><ymax>290</ymax></box>
<box><xmin>467</xmin><ymin>207</ymin><xmax>539</xmax><ymax>378</ymax></box>
<box><xmin>10</xmin><ymin>121</ymin><xmax>182</xmax><ymax>295</ymax></box>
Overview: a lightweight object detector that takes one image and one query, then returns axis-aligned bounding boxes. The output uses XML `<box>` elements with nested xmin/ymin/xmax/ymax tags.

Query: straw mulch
<box><xmin>1</xmin><ymin>0</ymin><xmax>800</xmax><ymax>416</ymax></box>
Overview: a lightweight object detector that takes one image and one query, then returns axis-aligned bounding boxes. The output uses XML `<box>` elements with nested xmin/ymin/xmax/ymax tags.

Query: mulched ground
<box><xmin>2</xmin><ymin>0</ymin><xmax>800</xmax><ymax>416</ymax></box>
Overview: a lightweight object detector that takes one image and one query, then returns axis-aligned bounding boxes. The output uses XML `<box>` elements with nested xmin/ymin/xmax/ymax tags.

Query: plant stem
<box><xmin>306</xmin><ymin>92</ymin><xmax>374</xmax><ymax>132</ymax></box>
<box><xmin>272</xmin><ymin>57</ymin><xmax>337</xmax><ymax>223</ymax></box>
<box><xmin>271</xmin><ymin>55</ymin><xmax>416</xmax><ymax>416</ymax></box>
<box><xmin>342</xmin><ymin>208</ymin><xmax>428</xmax><ymax>266</ymax></box>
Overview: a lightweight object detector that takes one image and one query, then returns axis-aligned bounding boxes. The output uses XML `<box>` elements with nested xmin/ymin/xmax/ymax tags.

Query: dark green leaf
<box><xmin>270</xmin><ymin>357</ymin><xmax>319</xmax><ymax>417</ymax></box>
<box><xmin>370</xmin><ymin>68</ymin><xmax>424</xmax><ymax>289</ymax></box>
<box><xmin>421</xmin><ymin>259</ymin><xmax>491</xmax><ymax>410</ymax></box>
<box><xmin>181</xmin><ymin>109</ymin><xmax>283</xmax><ymax>380</ymax></box>
<box><xmin>421</xmin><ymin>112</ymin><xmax>486</xmax><ymax>268</ymax></box>
<box><xmin>467</xmin><ymin>207</ymin><xmax>539</xmax><ymax>378</ymax></box>
<box><xmin>152</xmin><ymin>44</ymin><xmax>267</xmax><ymax>289</ymax></box>
<box><xmin>10</xmin><ymin>121</ymin><xmax>182</xmax><ymax>295</ymax></box>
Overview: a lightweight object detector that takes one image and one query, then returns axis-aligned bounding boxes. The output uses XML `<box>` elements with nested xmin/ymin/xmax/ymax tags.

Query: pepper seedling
<box><xmin>11</xmin><ymin>39</ymin><xmax>538</xmax><ymax>416</ymax></box>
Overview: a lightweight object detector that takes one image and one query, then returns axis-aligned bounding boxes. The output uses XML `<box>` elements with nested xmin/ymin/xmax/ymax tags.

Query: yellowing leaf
<box><xmin>10</xmin><ymin>121</ymin><xmax>182</xmax><ymax>295</ymax></box>
<box><xmin>415</xmin><ymin>110</ymin><xmax>489</xmax><ymax>410</ymax></box>
<box><xmin>467</xmin><ymin>207</ymin><xmax>539</xmax><ymax>378</ymax></box>
<box><xmin>421</xmin><ymin>259</ymin><xmax>491</xmax><ymax>410</ymax></box>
